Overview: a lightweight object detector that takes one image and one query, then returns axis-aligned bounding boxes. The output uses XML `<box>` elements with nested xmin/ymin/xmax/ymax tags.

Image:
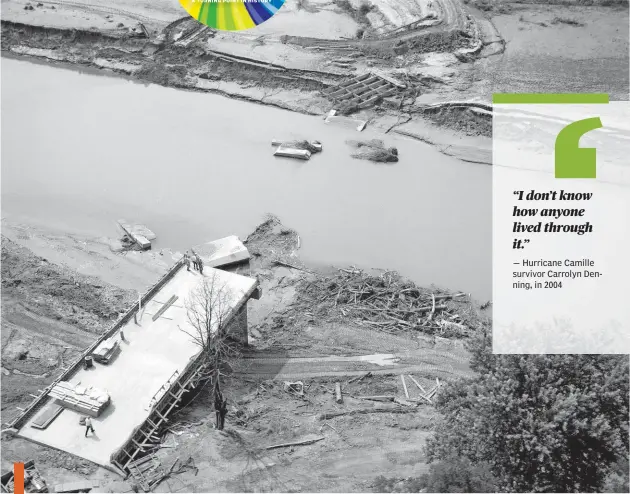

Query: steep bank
<box><xmin>0</xmin><ymin>20</ymin><xmax>339</xmax><ymax>116</ymax></box>
<box><xmin>1</xmin><ymin>236</ymin><xmax>137</xmax><ymax>415</ymax></box>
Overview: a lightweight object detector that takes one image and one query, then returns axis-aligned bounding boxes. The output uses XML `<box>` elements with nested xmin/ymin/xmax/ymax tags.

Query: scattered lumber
<box><xmin>265</xmin><ymin>435</ymin><xmax>325</xmax><ymax>450</ymax></box>
<box><xmin>319</xmin><ymin>407</ymin><xmax>417</xmax><ymax>420</ymax></box>
<box><xmin>49</xmin><ymin>382</ymin><xmax>110</xmax><ymax>417</ymax></box>
<box><xmin>289</xmin><ymin>268</ymin><xmax>475</xmax><ymax>336</ymax></box>
<box><xmin>415</xmin><ymin>393</ymin><xmax>433</xmax><ymax>405</ymax></box>
<box><xmin>348</xmin><ymin>371</ymin><xmax>372</xmax><ymax>384</ymax></box>
<box><xmin>271</xmin><ymin>259</ymin><xmax>314</xmax><ymax>274</ymax></box>
<box><xmin>407</xmin><ymin>375</ymin><xmax>427</xmax><ymax>394</ymax></box>
<box><xmin>335</xmin><ymin>382</ymin><xmax>343</xmax><ymax>404</ymax></box>
<box><xmin>425</xmin><ymin>384</ymin><xmax>439</xmax><ymax>400</ymax></box>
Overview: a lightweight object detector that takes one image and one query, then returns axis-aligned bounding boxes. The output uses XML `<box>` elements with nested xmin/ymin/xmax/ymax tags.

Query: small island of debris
<box><xmin>346</xmin><ymin>139</ymin><xmax>399</xmax><ymax>163</ymax></box>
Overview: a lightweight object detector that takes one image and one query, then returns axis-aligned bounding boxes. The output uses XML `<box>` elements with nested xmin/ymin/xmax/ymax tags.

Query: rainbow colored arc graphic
<box><xmin>179</xmin><ymin>0</ymin><xmax>285</xmax><ymax>31</ymax></box>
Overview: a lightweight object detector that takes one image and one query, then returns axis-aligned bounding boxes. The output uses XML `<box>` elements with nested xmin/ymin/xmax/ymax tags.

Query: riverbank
<box><xmin>1</xmin><ymin>0</ymin><xmax>497</xmax><ymax>164</ymax></box>
<box><xmin>1</xmin><ymin>57</ymin><xmax>494</xmax><ymax>301</ymax></box>
<box><xmin>1</xmin><ymin>215</ymin><xmax>484</xmax><ymax>492</ymax></box>
<box><xmin>0</xmin><ymin>14</ymin><xmax>494</xmax><ymax>150</ymax></box>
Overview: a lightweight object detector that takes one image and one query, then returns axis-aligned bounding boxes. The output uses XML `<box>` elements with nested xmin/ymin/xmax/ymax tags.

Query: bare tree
<box><xmin>178</xmin><ymin>272</ymin><xmax>241</xmax><ymax>430</ymax></box>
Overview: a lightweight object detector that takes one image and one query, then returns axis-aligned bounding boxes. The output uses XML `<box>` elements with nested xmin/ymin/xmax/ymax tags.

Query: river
<box><xmin>1</xmin><ymin>57</ymin><xmax>491</xmax><ymax>300</ymax></box>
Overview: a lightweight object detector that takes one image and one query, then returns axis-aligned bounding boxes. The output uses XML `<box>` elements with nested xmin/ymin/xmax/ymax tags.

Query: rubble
<box><xmin>346</xmin><ymin>139</ymin><xmax>399</xmax><ymax>163</ymax></box>
<box><xmin>271</xmin><ymin>139</ymin><xmax>322</xmax><ymax>153</ymax></box>
<box><xmin>116</xmin><ymin>221</ymin><xmax>156</xmax><ymax>251</ymax></box>
<box><xmin>1</xmin><ymin>460</ymin><xmax>47</xmax><ymax>493</ymax></box>
<box><xmin>283</xmin><ymin>381</ymin><xmax>305</xmax><ymax>397</ymax></box>
<box><xmin>286</xmin><ymin>267</ymin><xmax>474</xmax><ymax>337</ymax></box>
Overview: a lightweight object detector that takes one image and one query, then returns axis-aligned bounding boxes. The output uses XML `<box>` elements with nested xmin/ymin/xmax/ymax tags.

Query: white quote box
<box><xmin>493</xmin><ymin>101</ymin><xmax>630</xmax><ymax>354</ymax></box>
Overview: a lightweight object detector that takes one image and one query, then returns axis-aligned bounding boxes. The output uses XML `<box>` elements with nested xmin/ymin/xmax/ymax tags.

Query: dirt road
<box><xmin>282</xmin><ymin>0</ymin><xmax>471</xmax><ymax>50</ymax></box>
<box><xmin>238</xmin><ymin>347</ymin><xmax>472</xmax><ymax>380</ymax></box>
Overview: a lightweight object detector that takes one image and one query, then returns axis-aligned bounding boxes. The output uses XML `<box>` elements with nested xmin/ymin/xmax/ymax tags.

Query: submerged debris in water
<box><xmin>284</xmin><ymin>140</ymin><xmax>322</xmax><ymax>153</ymax></box>
<box><xmin>346</xmin><ymin>139</ymin><xmax>398</xmax><ymax>163</ymax></box>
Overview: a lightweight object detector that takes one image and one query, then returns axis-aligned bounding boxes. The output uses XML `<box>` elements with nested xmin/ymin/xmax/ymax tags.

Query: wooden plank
<box><xmin>328</xmin><ymin>76</ymin><xmax>378</xmax><ymax>97</ymax></box>
<box><xmin>54</xmin><ymin>480</ymin><xmax>99</xmax><ymax>493</ymax></box>
<box><xmin>129</xmin><ymin>454</ymin><xmax>154</xmax><ymax>469</ymax></box>
<box><xmin>31</xmin><ymin>404</ymin><xmax>64</xmax><ymax>429</ymax></box>
<box><xmin>356</xmin><ymin>395</ymin><xmax>394</xmax><ymax>402</ymax></box>
<box><xmin>400</xmin><ymin>375</ymin><xmax>410</xmax><ymax>399</ymax></box>
<box><xmin>265</xmin><ymin>435</ymin><xmax>325</xmax><ymax>450</ymax></box>
<box><xmin>335</xmin><ymin>382</ymin><xmax>343</xmax><ymax>404</ymax></box>
<box><xmin>407</xmin><ymin>375</ymin><xmax>427</xmax><ymax>394</ymax></box>
<box><xmin>138</xmin><ymin>23</ymin><xmax>150</xmax><ymax>39</ymax></box>
<box><xmin>151</xmin><ymin>295</ymin><xmax>178</xmax><ymax>322</ymax></box>
<box><xmin>371</xmin><ymin>71</ymin><xmax>406</xmax><ymax>88</ymax></box>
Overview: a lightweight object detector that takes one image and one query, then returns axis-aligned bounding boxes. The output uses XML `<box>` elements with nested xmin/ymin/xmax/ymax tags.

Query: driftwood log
<box><xmin>319</xmin><ymin>407</ymin><xmax>417</xmax><ymax>420</ymax></box>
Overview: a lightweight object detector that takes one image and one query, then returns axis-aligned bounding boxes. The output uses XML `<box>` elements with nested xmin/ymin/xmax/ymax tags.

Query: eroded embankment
<box><xmin>1</xmin><ymin>236</ymin><xmax>136</xmax><ymax>415</ymax></box>
<box><xmin>0</xmin><ymin>20</ymin><xmax>338</xmax><ymax>115</ymax></box>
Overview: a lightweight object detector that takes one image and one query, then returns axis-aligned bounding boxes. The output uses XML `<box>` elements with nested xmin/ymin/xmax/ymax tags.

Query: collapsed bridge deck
<box><xmin>15</xmin><ymin>263</ymin><xmax>259</xmax><ymax>472</ymax></box>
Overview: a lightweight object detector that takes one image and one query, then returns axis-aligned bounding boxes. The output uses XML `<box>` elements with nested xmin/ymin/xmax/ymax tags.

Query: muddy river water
<box><xmin>1</xmin><ymin>58</ymin><xmax>491</xmax><ymax>300</ymax></box>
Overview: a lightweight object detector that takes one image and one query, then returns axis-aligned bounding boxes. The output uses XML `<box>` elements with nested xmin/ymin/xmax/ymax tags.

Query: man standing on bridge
<box><xmin>84</xmin><ymin>416</ymin><xmax>95</xmax><ymax>437</ymax></box>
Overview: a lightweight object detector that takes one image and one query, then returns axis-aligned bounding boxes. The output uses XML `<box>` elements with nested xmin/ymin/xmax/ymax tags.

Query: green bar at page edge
<box><xmin>492</xmin><ymin>93</ymin><xmax>609</xmax><ymax>104</ymax></box>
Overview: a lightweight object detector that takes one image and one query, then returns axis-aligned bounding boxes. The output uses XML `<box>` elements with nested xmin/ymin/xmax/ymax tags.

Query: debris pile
<box><xmin>1</xmin><ymin>460</ymin><xmax>47</xmax><ymax>493</ymax></box>
<box><xmin>272</xmin><ymin>139</ymin><xmax>322</xmax><ymax>160</ymax></box>
<box><xmin>117</xmin><ymin>220</ymin><xmax>156</xmax><ymax>251</ymax></box>
<box><xmin>127</xmin><ymin>455</ymin><xmax>197</xmax><ymax>492</ymax></box>
<box><xmin>289</xmin><ymin>267</ymin><xmax>475</xmax><ymax>337</ymax></box>
<box><xmin>346</xmin><ymin>139</ymin><xmax>399</xmax><ymax>163</ymax></box>
<box><xmin>280</xmin><ymin>140</ymin><xmax>323</xmax><ymax>153</ymax></box>
<box><xmin>244</xmin><ymin>214</ymin><xmax>302</xmax><ymax>271</ymax></box>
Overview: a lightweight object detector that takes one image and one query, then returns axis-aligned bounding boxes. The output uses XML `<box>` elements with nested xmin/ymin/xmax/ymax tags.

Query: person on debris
<box><xmin>219</xmin><ymin>397</ymin><xmax>228</xmax><ymax>430</ymax></box>
<box><xmin>195</xmin><ymin>253</ymin><xmax>204</xmax><ymax>274</ymax></box>
<box><xmin>84</xmin><ymin>416</ymin><xmax>95</xmax><ymax>437</ymax></box>
<box><xmin>190</xmin><ymin>250</ymin><xmax>198</xmax><ymax>271</ymax></box>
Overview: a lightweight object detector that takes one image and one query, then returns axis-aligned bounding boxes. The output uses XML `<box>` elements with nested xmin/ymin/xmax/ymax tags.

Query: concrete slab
<box><xmin>18</xmin><ymin>267</ymin><xmax>257</xmax><ymax>469</ymax></box>
<box><xmin>192</xmin><ymin>235</ymin><xmax>250</xmax><ymax>268</ymax></box>
<box><xmin>274</xmin><ymin>146</ymin><xmax>312</xmax><ymax>160</ymax></box>
<box><xmin>324</xmin><ymin>111</ymin><xmax>367</xmax><ymax>132</ymax></box>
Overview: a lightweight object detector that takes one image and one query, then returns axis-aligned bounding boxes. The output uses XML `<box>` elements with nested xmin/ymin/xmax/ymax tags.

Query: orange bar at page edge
<box><xmin>13</xmin><ymin>463</ymin><xmax>24</xmax><ymax>494</ymax></box>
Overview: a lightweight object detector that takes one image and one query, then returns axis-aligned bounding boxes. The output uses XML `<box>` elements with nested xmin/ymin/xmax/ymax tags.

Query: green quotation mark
<box><xmin>554</xmin><ymin>117</ymin><xmax>602</xmax><ymax>179</ymax></box>
<box><xmin>492</xmin><ymin>93</ymin><xmax>608</xmax><ymax>179</ymax></box>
